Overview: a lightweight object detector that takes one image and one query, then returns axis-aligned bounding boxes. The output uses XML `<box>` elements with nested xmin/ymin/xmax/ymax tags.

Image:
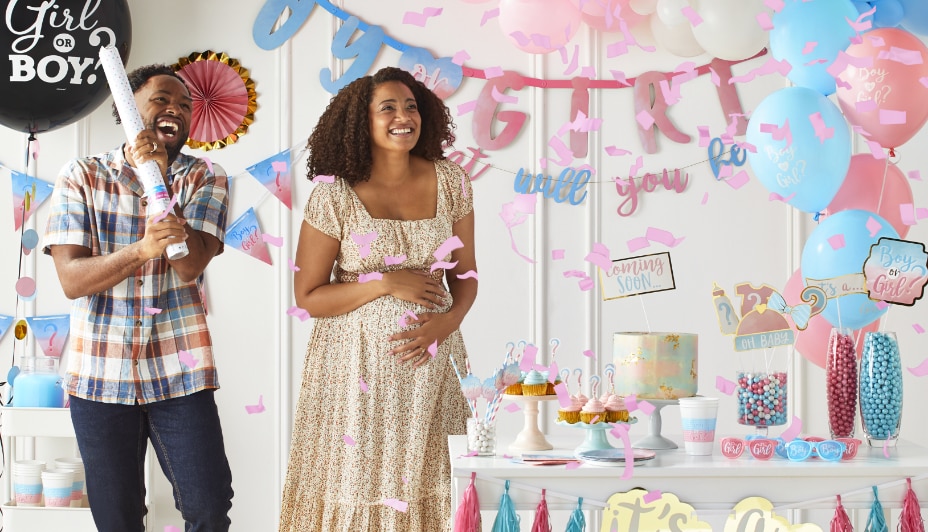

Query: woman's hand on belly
<box><xmin>382</xmin><ymin>269</ymin><xmax>448</xmax><ymax>310</ymax></box>
<box><xmin>387</xmin><ymin>311</ymin><xmax>458</xmax><ymax>368</ymax></box>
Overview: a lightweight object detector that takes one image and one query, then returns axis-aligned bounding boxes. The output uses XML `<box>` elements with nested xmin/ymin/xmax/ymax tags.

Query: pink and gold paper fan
<box><xmin>172</xmin><ymin>51</ymin><xmax>257</xmax><ymax>151</ymax></box>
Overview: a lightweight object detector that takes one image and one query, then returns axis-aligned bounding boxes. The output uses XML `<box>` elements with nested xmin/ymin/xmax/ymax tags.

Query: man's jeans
<box><xmin>69</xmin><ymin>390</ymin><xmax>234</xmax><ymax>532</ymax></box>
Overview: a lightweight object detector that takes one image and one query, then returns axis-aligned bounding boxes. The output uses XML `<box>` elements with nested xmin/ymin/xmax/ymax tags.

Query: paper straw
<box><xmin>448</xmin><ymin>353</ymin><xmax>478</xmax><ymax>418</ymax></box>
<box><xmin>98</xmin><ymin>45</ymin><xmax>188</xmax><ymax>260</ymax></box>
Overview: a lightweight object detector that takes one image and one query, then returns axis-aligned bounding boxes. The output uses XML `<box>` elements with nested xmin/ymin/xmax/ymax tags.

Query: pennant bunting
<box><xmin>225</xmin><ymin>207</ymin><xmax>272</xmax><ymax>265</ymax></box>
<box><xmin>24</xmin><ymin>314</ymin><xmax>70</xmax><ymax>358</ymax></box>
<box><xmin>246</xmin><ymin>149</ymin><xmax>293</xmax><ymax>209</ymax></box>
<box><xmin>10</xmin><ymin>170</ymin><xmax>54</xmax><ymax>231</ymax></box>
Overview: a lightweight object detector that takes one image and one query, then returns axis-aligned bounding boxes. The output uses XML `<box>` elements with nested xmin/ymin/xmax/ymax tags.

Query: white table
<box><xmin>450</xmin><ymin>434</ymin><xmax>928</xmax><ymax>519</ymax></box>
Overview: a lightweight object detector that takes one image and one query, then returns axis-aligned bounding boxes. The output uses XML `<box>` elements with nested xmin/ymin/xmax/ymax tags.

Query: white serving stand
<box><xmin>633</xmin><ymin>398</ymin><xmax>680</xmax><ymax>450</ymax></box>
<box><xmin>503</xmin><ymin>394</ymin><xmax>558</xmax><ymax>452</ymax></box>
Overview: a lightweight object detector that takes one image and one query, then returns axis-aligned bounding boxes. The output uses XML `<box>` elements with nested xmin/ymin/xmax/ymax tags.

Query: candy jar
<box><xmin>859</xmin><ymin>331</ymin><xmax>903</xmax><ymax>446</ymax></box>
<box><xmin>826</xmin><ymin>328</ymin><xmax>857</xmax><ymax>439</ymax></box>
<box><xmin>736</xmin><ymin>348</ymin><xmax>788</xmax><ymax>433</ymax></box>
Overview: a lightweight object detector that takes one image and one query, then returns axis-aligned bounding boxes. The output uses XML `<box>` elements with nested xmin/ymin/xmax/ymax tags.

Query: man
<box><xmin>43</xmin><ymin>64</ymin><xmax>233</xmax><ymax>532</ymax></box>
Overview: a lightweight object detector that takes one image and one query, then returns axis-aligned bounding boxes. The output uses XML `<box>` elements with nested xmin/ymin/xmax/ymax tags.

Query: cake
<box><xmin>521</xmin><ymin>369</ymin><xmax>548</xmax><ymax>396</ymax></box>
<box><xmin>613</xmin><ymin>332</ymin><xmax>698</xmax><ymax>399</ymax></box>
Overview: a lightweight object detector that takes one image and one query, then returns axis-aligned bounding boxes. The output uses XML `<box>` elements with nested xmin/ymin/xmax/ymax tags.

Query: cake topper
<box><xmin>599</xmin><ymin>251</ymin><xmax>676</xmax><ymax>301</ymax></box>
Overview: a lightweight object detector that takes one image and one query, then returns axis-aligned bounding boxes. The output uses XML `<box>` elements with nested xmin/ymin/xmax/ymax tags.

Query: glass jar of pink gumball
<box><xmin>826</xmin><ymin>327</ymin><xmax>858</xmax><ymax>439</ymax></box>
<box><xmin>736</xmin><ymin>368</ymin><xmax>788</xmax><ymax>431</ymax></box>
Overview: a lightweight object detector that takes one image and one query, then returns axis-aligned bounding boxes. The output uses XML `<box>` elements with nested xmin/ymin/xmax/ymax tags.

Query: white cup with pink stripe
<box><xmin>12</xmin><ymin>460</ymin><xmax>45</xmax><ymax>507</ymax></box>
<box><xmin>53</xmin><ymin>457</ymin><xmax>85</xmax><ymax>507</ymax></box>
<box><xmin>678</xmin><ymin>396</ymin><xmax>719</xmax><ymax>456</ymax></box>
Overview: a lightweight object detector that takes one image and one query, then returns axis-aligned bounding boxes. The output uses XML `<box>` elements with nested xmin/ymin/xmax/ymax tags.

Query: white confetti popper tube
<box><xmin>98</xmin><ymin>45</ymin><xmax>189</xmax><ymax>260</ymax></box>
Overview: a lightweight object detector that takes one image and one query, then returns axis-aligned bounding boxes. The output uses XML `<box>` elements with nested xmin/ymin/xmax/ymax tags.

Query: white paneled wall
<box><xmin>0</xmin><ymin>1</ymin><xmax>925</xmax><ymax>530</ymax></box>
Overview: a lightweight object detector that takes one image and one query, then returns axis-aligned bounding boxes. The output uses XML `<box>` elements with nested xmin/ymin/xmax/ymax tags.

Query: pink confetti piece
<box><xmin>262</xmin><ymin>233</ymin><xmax>284</xmax><ymax>247</ymax></box>
<box><xmin>287</xmin><ymin>305</ymin><xmax>311</xmax><ymax>321</ymax></box>
<box><xmin>200</xmin><ymin>157</ymin><xmax>213</xmax><ymax>173</ymax></box>
<box><xmin>456</xmin><ymin>270</ymin><xmax>479</xmax><ymax>280</ymax></box>
<box><xmin>769</xmin><ymin>192</ymin><xmax>796</xmax><ymax>203</ymax></box>
<box><xmin>638</xmin><ymin>400</ymin><xmax>655</xmax><ymax>416</ymax></box>
<box><xmin>451</xmin><ymin>50</ymin><xmax>470</xmax><ymax>65</ymax></box>
<box><xmin>520</xmin><ymin>344</ymin><xmax>538</xmax><ymax>371</ymax></box>
<box><xmin>150</xmin><ymin>195</ymin><xmax>180</xmax><ymax>224</ymax></box>
<box><xmin>480</xmin><ymin>7</ymin><xmax>499</xmax><ymax>26</ymax></box>
<box><xmin>359</xmin><ymin>377</ymin><xmax>369</xmax><ymax>392</ymax></box>
<box><xmin>427</xmin><ymin>340</ymin><xmax>438</xmax><ymax>358</ymax></box>
<box><xmin>701</xmin><ymin>192</ymin><xmax>709</xmax><ymax>205</ymax></box>
<box><xmin>801</xmin><ymin>41</ymin><xmax>818</xmax><ymax>55</ymax></box>
<box><xmin>604</xmin><ymin>145</ymin><xmax>631</xmax><ymax>156</ymax></box>
<box><xmin>636</xmin><ymin>110</ymin><xmax>655</xmax><ymax>129</ymax></box>
<box><xmin>922</xmin><ymin>77</ymin><xmax>928</xmax><ymax>88</ymax></box>
<box><xmin>725</xmin><ymin>170</ymin><xmax>750</xmax><ymax>190</ymax></box>
<box><xmin>583</xmin><ymin>349</ymin><xmax>595</xmax><ymax>358</ymax></box>
<box><xmin>880</xmin><ymin>109</ymin><xmax>907</xmax><ymax>125</ymax></box>
<box><xmin>659</xmin><ymin>79</ymin><xmax>681</xmax><ymax>106</ymax></box>
<box><xmin>429</xmin><ymin>260</ymin><xmax>458</xmax><ymax>273</ymax></box>
<box><xmin>914</xmin><ymin>324</ymin><xmax>925</xmax><ymax>334</ymax></box>
<box><xmin>828</xmin><ymin>50</ymin><xmax>872</xmax><ymax>79</ymax></box>
<box><xmin>585</xmin><ymin>251</ymin><xmax>612</xmax><ymax>271</ymax></box>
<box><xmin>627</xmin><ymin>236</ymin><xmax>650</xmax><ymax>253</ymax></box>
<box><xmin>908</xmin><ymin>170</ymin><xmax>922</xmax><ymax>181</ymax></box>
<box><xmin>383</xmin><ymin>498</ymin><xmax>409</xmax><ymax>512</ymax></box>
<box><xmin>271</xmin><ymin>161</ymin><xmax>288</xmax><ymax>172</ymax></box>
<box><xmin>900</xmin><ymin>204</ymin><xmax>916</xmax><ymax>226</ymax></box>
<box><xmin>628</xmin><ymin>155</ymin><xmax>644</xmax><ymax>177</ymax></box>
<box><xmin>828</xmin><ymin>234</ymin><xmax>846</xmax><ymax>250</ymax></box>
<box><xmin>919</xmin><ymin>207</ymin><xmax>928</xmax><ymax>219</ymax></box>
<box><xmin>484</xmin><ymin>66</ymin><xmax>503</xmax><ymax>79</ymax></box>
<box><xmin>645</xmin><ymin>226</ymin><xmax>685</xmax><ymax>247</ymax></box>
<box><xmin>589</xmin><ymin>414</ymin><xmax>601</xmax><ymax>424</ymax></box>
<box><xmin>718</xmin><ymin>164</ymin><xmax>733</xmax><ymax>180</ymax></box>
<box><xmin>178</xmin><ymin>350</ymin><xmax>198</xmax><ymax>370</ymax></box>
<box><xmin>624</xmin><ymin>394</ymin><xmax>638</xmax><ymax>412</ymax></box>
<box><xmin>402</xmin><ymin>475</ymin><xmax>409</xmax><ymax>484</ymax></box>
<box><xmin>875</xmin><ymin>300</ymin><xmax>889</xmax><ymax>310</ymax></box>
<box><xmin>433</xmin><ymin>236</ymin><xmax>464</xmax><ymax>260</ymax></box>
<box><xmin>343</xmin><ymin>434</ymin><xmax>356</xmax><ymax>446</ymax></box>
<box><xmin>908</xmin><ymin>357</ymin><xmax>928</xmax><ymax>376</ymax></box>
<box><xmin>765</xmin><ymin>0</ymin><xmax>784</xmax><ymax>11</ymax></box>
<box><xmin>551</xmin><ymin>249</ymin><xmax>565</xmax><ymax>260</ymax></box>
<box><xmin>809</xmin><ymin>112</ymin><xmax>834</xmax><ymax>143</ymax></box>
<box><xmin>697</xmin><ymin>126</ymin><xmax>711</xmax><ymax>147</ymax></box>
<box><xmin>578</xmin><ymin>278</ymin><xmax>594</xmax><ymax>291</ymax></box>
<box><xmin>643</xmin><ymin>490</ymin><xmax>663</xmax><ymax>504</ymax></box>
<box><xmin>759</xmin><ymin>119</ymin><xmax>792</xmax><ymax>147</ymax></box>
<box><xmin>716</xmin><ymin>375</ymin><xmax>736</xmax><ymax>395</ymax></box>
<box><xmin>461</xmin><ymin>450</ymin><xmax>479</xmax><ymax>458</ymax></box>
<box><xmin>884</xmin><ymin>439</ymin><xmax>891</xmax><ymax>458</ymax></box>
<box><xmin>504</xmin><ymin>402</ymin><xmax>521</xmax><ymax>413</ymax></box>
<box><xmin>866</xmin><ymin>140</ymin><xmax>887</xmax><ymax>159</ymax></box>
<box><xmin>779</xmin><ymin>416</ymin><xmax>802</xmax><ymax>442</ymax></box>
<box><xmin>609</xmin><ymin>69</ymin><xmax>631</xmax><ymax>86</ymax></box>
<box><xmin>755</xmin><ymin>11</ymin><xmax>773</xmax><ymax>31</ymax></box>
<box><xmin>402</xmin><ymin>7</ymin><xmax>442</xmax><ymax>27</ymax></box>
<box><xmin>165</xmin><ymin>527</ymin><xmax>181</xmax><ymax>532</ymax></box>
<box><xmin>384</xmin><ymin>254</ymin><xmax>407</xmax><ymax>266</ymax></box>
<box><xmin>245</xmin><ymin>395</ymin><xmax>266</xmax><ymax>414</ymax></box>
<box><xmin>351</xmin><ymin>231</ymin><xmax>378</xmax><ymax>259</ymax></box>
<box><xmin>358</xmin><ymin>272</ymin><xmax>383</xmax><ymax>283</ymax></box>
<box><xmin>144</xmin><ymin>307</ymin><xmax>162</xmax><ymax>315</ymax></box>
<box><xmin>554</xmin><ymin>382</ymin><xmax>572</xmax><ymax>407</ymax></box>
<box><xmin>398</xmin><ymin>310</ymin><xmax>418</xmax><ymax>328</ymax></box>
<box><xmin>866</xmin><ymin>216</ymin><xmax>883</xmax><ymax>237</ymax></box>
<box><xmin>729</xmin><ymin>57</ymin><xmax>792</xmax><ymax>84</ymax></box>
<box><xmin>456</xmin><ymin>100</ymin><xmax>477</xmax><ymax>116</ymax></box>
<box><xmin>565</xmin><ymin>461</ymin><xmax>582</xmax><ymax>470</ymax></box>
<box><xmin>856</xmin><ymin>99</ymin><xmax>877</xmax><ymax>113</ymax></box>
<box><xmin>287</xmin><ymin>258</ymin><xmax>300</xmax><ymax>272</ymax></box>
<box><xmin>879</xmin><ymin>46</ymin><xmax>924</xmax><ymax>66</ymax></box>
<box><xmin>709</xmin><ymin>67</ymin><xmax>720</xmax><ymax>87</ymax></box>
<box><xmin>312</xmin><ymin>174</ymin><xmax>335</xmax><ymax>183</ymax></box>
<box><xmin>562</xmin><ymin>45</ymin><xmax>579</xmax><ymax>76</ymax></box>
<box><xmin>491</xmin><ymin>85</ymin><xmax>518</xmax><ymax>104</ymax></box>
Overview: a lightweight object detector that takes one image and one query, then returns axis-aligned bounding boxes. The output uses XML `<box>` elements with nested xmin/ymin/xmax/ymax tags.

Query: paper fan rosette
<box><xmin>172</xmin><ymin>51</ymin><xmax>257</xmax><ymax>151</ymax></box>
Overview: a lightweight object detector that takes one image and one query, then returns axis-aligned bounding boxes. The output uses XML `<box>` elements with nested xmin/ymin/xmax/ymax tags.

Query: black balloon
<box><xmin>0</xmin><ymin>0</ymin><xmax>132</xmax><ymax>134</ymax></box>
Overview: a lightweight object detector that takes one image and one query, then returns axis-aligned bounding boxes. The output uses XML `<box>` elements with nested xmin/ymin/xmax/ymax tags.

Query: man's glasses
<box><xmin>720</xmin><ymin>436</ymin><xmax>861</xmax><ymax>461</ymax></box>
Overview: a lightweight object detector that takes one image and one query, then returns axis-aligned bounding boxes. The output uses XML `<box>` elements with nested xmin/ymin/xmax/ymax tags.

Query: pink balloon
<box><xmin>498</xmin><ymin>0</ymin><xmax>583</xmax><ymax>53</ymax></box>
<box><xmin>577</xmin><ymin>0</ymin><xmax>648</xmax><ymax>32</ymax></box>
<box><xmin>822</xmin><ymin>154</ymin><xmax>913</xmax><ymax>238</ymax></box>
<box><xmin>836</xmin><ymin>28</ymin><xmax>928</xmax><ymax>150</ymax></box>
<box><xmin>784</xmin><ymin>268</ymin><xmax>881</xmax><ymax>369</ymax></box>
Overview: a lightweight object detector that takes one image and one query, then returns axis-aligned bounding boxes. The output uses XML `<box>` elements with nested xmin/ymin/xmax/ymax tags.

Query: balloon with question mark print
<box><xmin>0</xmin><ymin>0</ymin><xmax>132</xmax><ymax>134</ymax></box>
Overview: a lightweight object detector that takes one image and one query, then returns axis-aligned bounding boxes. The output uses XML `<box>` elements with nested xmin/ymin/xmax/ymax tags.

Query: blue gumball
<box><xmin>900</xmin><ymin>0</ymin><xmax>928</xmax><ymax>34</ymax></box>
<box><xmin>746</xmin><ymin>87</ymin><xmax>851</xmax><ymax>213</ymax></box>
<box><xmin>873</xmin><ymin>0</ymin><xmax>905</xmax><ymax>27</ymax></box>
<box><xmin>801</xmin><ymin>209</ymin><xmax>900</xmax><ymax>329</ymax></box>
<box><xmin>770</xmin><ymin>0</ymin><xmax>860</xmax><ymax>95</ymax></box>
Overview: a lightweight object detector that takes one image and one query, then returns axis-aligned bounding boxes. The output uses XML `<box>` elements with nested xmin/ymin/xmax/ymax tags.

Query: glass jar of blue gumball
<box><xmin>736</xmin><ymin>370</ymin><xmax>788</xmax><ymax>432</ymax></box>
<box><xmin>859</xmin><ymin>331</ymin><xmax>903</xmax><ymax>446</ymax></box>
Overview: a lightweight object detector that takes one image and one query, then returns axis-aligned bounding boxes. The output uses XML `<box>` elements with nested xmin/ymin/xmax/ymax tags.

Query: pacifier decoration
<box><xmin>711</xmin><ymin>281</ymin><xmax>826</xmax><ymax>351</ymax></box>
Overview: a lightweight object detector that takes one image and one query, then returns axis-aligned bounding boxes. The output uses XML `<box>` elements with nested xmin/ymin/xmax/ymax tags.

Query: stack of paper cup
<box><xmin>12</xmin><ymin>459</ymin><xmax>45</xmax><ymax>506</ymax></box>
<box><xmin>41</xmin><ymin>469</ymin><xmax>74</xmax><ymax>508</ymax></box>
<box><xmin>678</xmin><ymin>396</ymin><xmax>720</xmax><ymax>456</ymax></box>
<box><xmin>53</xmin><ymin>457</ymin><xmax>86</xmax><ymax>507</ymax></box>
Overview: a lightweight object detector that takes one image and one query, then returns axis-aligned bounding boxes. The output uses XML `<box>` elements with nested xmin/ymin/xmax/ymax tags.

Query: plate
<box><xmin>576</xmin><ymin>448</ymin><xmax>657</xmax><ymax>466</ymax></box>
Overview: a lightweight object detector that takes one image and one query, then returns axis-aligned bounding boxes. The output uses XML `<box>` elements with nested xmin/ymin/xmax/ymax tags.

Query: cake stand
<box><xmin>556</xmin><ymin>418</ymin><xmax>638</xmax><ymax>454</ymax></box>
<box><xmin>633</xmin><ymin>398</ymin><xmax>680</xmax><ymax>450</ymax></box>
<box><xmin>503</xmin><ymin>395</ymin><xmax>558</xmax><ymax>452</ymax></box>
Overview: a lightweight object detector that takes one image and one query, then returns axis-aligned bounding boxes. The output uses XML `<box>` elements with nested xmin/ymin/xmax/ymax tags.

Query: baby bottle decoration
<box><xmin>859</xmin><ymin>331</ymin><xmax>903</xmax><ymax>446</ymax></box>
<box><xmin>826</xmin><ymin>327</ymin><xmax>858</xmax><ymax>439</ymax></box>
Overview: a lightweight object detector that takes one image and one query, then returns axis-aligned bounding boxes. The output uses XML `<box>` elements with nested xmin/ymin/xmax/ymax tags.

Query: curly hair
<box><xmin>112</xmin><ymin>64</ymin><xmax>188</xmax><ymax>124</ymax></box>
<box><xmin>306</xmin><ymin>67</ymin><xmax>456</xmax><ymax>185</ymax></box>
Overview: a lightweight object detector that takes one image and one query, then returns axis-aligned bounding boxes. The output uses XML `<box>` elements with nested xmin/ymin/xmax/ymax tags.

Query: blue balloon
<box><xmin>746</xmin><ymin>87</ymin><xmax>851</xmax><ymax>213</ymax></box>
<box><xmin>770</xmin><ymin>0</ymin><xmax>860</xmax><ymax>95</ymax></box>
<box><xmin>801</xmin><ymin>209</ymin><xmax>900</xmax><ymax>329</ymax></box>
<box><xmin>873</xmin><ymin>0</ymin><xmax>905</xmax><ymax>27</ymax></box>
<box><xmin>900</xmin><ymin>0</ymin><xmax>928</xmax><ymax>35</ymax></box>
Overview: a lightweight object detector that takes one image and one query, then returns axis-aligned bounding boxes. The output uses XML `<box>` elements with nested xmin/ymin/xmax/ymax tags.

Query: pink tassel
<box><xmin>453</xmin><ymin>472</ymin><xmax>481</xmax><ymax>532</ymax></box>
<box><xmin>900</xmin><ymin>478</ymin><xmax>926</xmax><ymax>532</ymax></box>
<box><xmin>830</xmin><ymin>495</ymin><xmax>853</xmax><ymax>532</ymax></box>
<box><xmin>531</xmin><ymin>489</ymin><xmax>552</xmax><ymax>532</ymax></box>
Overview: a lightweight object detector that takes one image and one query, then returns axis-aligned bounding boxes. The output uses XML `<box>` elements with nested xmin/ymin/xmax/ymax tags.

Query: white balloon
<box><xmin>650</xmin><ymin>11</ymin><xmax>705</xmax><ymax>57</ymax></box>
<box><xmin>629</xmin><ymin>0</ymin><xmax>658</xmax><ymax>15</ymax></box>
<box><xmin>655</xmin><ymin>0</ymin><xmax>689</xmax><ymax>26</ymax></box>
<box><xmin>690</xmin><ymin>0</ymin><xmax>769</xmax><ymax>60</ymax></box>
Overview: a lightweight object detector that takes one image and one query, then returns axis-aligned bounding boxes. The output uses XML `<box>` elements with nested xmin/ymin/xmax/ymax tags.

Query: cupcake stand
<box><xmin>503</xmin><ymin>395</ymin><xmax>558</xmax><ymax>452</ymax></box>
<box><xmin>556</xmin><ymin>418</ymin><xmax>638</xmax><ymax>454</ymax></box>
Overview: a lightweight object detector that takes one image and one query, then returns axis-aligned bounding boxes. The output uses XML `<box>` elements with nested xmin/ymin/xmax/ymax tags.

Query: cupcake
<box><xmin>521</xmin><ymin>369</ymin><xmax>549</xmax><ymax>396</ymax></box>
<box><xmin>604</xmin><ymin>394</ymin><xmax>630</xmax><ymax>423</ymax></box>
<box><xmin>580</xmin><ymin>396</ymin><xmax>606</xmax><ymax>424</ymax></box>
<box><xmin>504</xmin><ymin>367</ymin><xmax>525</xmax><ymax>395</ymax></box>
<box><xmin>558</xmin><ymin>396</ymin><xmax>583</xmax><ymax>424</ymax></box>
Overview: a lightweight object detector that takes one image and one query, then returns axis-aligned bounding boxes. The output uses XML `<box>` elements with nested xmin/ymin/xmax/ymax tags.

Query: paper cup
<box><xmin>13</xmin><ymin>472</ymin><xmax>43</xmax><ymax>507</ymax></box>
<box><xmin>54</xmin><ymin>457</ymin><xmax>86</xmax><ymax>507</ymax></box>
<box><xmin>41</xmin><ymin>469</ymin><xmax>74</xmax><ymax>508</ymax></box>
<box><xmin>679</xmin><ymin>396</ymin><xmax>719</xmax><ymax>456</ymax></box>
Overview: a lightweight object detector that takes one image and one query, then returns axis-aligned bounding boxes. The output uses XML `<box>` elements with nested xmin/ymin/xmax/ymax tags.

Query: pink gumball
<box><xmin>822</xmin><ymin>154</ymin><xmax>914</xmax><ymax>238</ymax></box>
<box><xmin>499</xmin><ymin>0</ymin><xmax>583</xmax><ymax>53</ymax></box>
<box><xmin>836</xmin><ymin>28</ymin><xmax>928</xmax><ymax>150</ymax></box>
<box><xmin>784</xmin><ymin>267</ymin><xmax>881</xmax><ymax>368</ymax></box>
